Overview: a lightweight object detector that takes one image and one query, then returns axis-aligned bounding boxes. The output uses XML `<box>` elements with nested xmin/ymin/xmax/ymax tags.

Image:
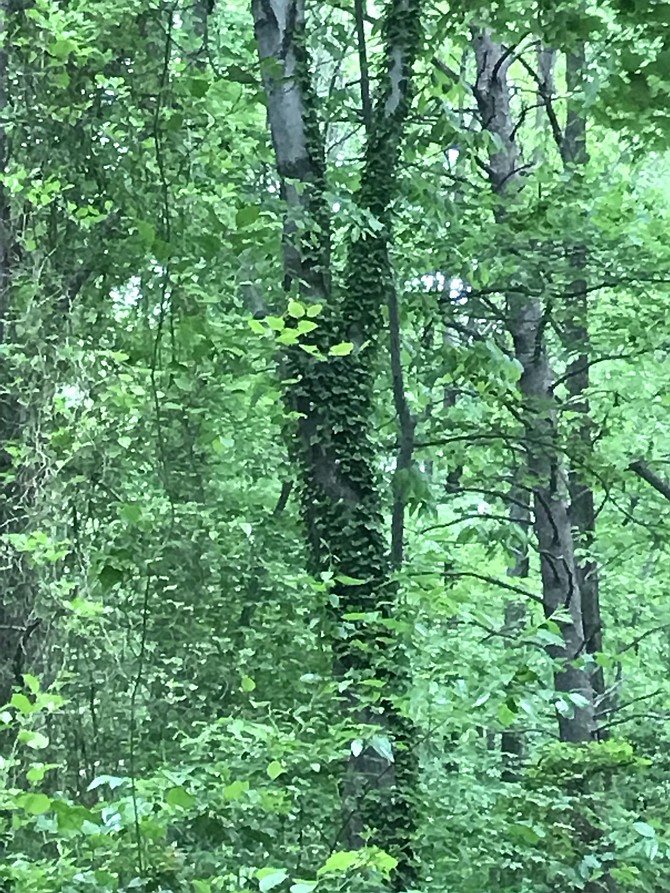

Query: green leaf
<box><xmin>267</xmin><ymin>760</ymin><xmax>286</xmax><ymax>780</ymax></box>
<box><xmin>22</xmin><ymin>674</ymin><xmax>40</xmax><ymax>694</ymax></box>
<box><xmin>241</xmin><ymin>675</ymin><xmax>256</xmax><ymax>692</ymax></box>
<box><xmin>328</xmin><ymin>341</ymin><xmax>354</xmax><ymax>357</ymax></box>
<box><xmin>166</xmin><ymin>785</ymin><xmax>196</xmax><ymax>809</ymax></box>
<box><xmin>136</xmin><ymin>220</ymin><xmax>155</xmax><ymax>245</ymax></box>
<box><xmin>369</xmin><ymin>735</ymin><xmax>394</xmax><ymax>763</ymax></box>
<box><xmin>87</xmin><ymin>775</ymin><xmax>125</xmax><ymax>792</ymax></box>
<box><xmin>189</xmin><ymin>77</ymin><xmax>210</xmax><ymax>98</ymax></box>
<box><xmin>118</xmin><ymin>502</ymin><xmax>142</xmax><ymax>525</ymax></box>
<box><xmin>296</xmin><ymin>320</ymin><xmax>318</xmax><ymax>335</ymax></box>
<box><xmin>266</xmin><ymin>316</ymin><xmax>285</xmax><ymax>332</ymax></box>
<box><xmin>48</xmin><ymin>37</ymin><xmax>78</xmax><ymax>59</ymax></box>
<box><xmin>26</xmin><ymin>763</ymin><xmax>55</xmax><ymax>783</ymax></box>
<box><xmin>318</xmin><ymin>851</ymin><xmax>359</xmax><ymax>875</ymax></box>
<box><xmin>248</xmin><ymin>318</ymin><xmax>266</xmax><ymax>335</ymax></box>
<box><xmin>18</xmin><ymin>792</ymin><xmax>51</xmax><ymax>815</ymax></box>
<box><xmin>258</xmin><ymin>869</ymin><xmax>288</xmax><ymax>892</ymax></box>
<box><xmin>18</xmin><ymin>729</ymin><xmax>49</xmax><ymax>750</ymax></box>
<box><xmin>276</xmin><ymin>329</ymin><xmax>299</xmax><ymax>345</ymax></box>
<box><xmin>236</xmin><ymin>205</ymin><xmax>261</xmax><ymax>228</ymax></box>
<box><xmin>290</xmin><ymin>884</ymin><xmax>317</xmax><ymax>893</ymax></box>
<box><xmin>223</xmin><ymin>779</ymin><xmax>249</xmax><ymax>801</ymax></box>
<box><xmin>633</xmin><ymin>821</ymin><xmax>655</xmax><ymax>838</ymax></box>
<box><xmin>288</xmin><ymin>300</ymin><xmax>305</xmax><ymax>318</ymax></box>
<box><xmin>11</xmin><ymin>693</ymin><xmax>34</xmax><ymax>716</ymax></box>
<box><xmin>497</xmin><ymin>703</ymin><xmax>517</xmax><ymax>728</ymax></box>
<box><xmin>305</xmin><ymin>303</ymin><xmax>323</xmax><ymax>318</ymax></box>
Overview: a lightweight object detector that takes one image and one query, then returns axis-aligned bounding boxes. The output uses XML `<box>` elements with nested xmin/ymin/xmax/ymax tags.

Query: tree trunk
<box><xmin>560</xmin><ymin>44</ymin><xmax>606</xmax><ymax>707</ymax></box>
<box><xmin>0</xmin><ymin>0</ymin><xmax>38</xmax><ymax>709</ymax></box>
<box><xmin>471</xmin><ymin>30</ymin><xmax>596</xmax><ymax>743</ymax></box>
<box><xmin>251</xmin><ymin>0</ymin><xmax>423</xmax><ymax>882</ymax></box>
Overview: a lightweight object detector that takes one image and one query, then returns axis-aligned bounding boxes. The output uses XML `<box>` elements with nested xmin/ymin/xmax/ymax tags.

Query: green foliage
<box><xmin>5</xmin><ymin>1</ymin><xmax>670</xmax><ymax>892</ymax></box>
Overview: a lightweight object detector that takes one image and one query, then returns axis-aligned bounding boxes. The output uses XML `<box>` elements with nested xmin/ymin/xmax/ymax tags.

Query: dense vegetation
<box><xmin>3</xmin><ymin>0</ymin><xmax>670</xmax><ymax>890</ymax></box>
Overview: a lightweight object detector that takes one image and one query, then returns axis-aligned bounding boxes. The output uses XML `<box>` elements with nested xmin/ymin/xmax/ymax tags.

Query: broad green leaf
<box><xmin>267</xmin><ymin>760</ymin><xmax>286</xmax><ymax>780</ymax></box>
<box><xmin>369</xmin><ymin>735</ymin><xmax>394</xmax><ymax>763</ymax></box>
<box><xmin>18</xmin><ymin>792</ymin><xmax>51</xmax><ymax>815</ymax></box>
<box><xmin>258</xmin><ymin>869</ymin><xmax>288</xmax><ymax>892</ymax></box>
<box><xmin>288</xmin><ymin>300</ymin><xmax>305</xmax><ymax>318</ymax></box>
<box><xmin>166</xmin><ymin>785</ymin><xmax>196</xmax><ymax>809</ymax></box>
<box><xmin>236</xmin><ymin>205</ymin><xmax>261</xmax><ymax>228</ymax></box>
<box><xmin>633</xmin><ymin>821</ymin><xmax>655</xmax><ymax>838</ymax></box>
<box><xmin>241</xmin><ymin>675</ymin><xmax>256</xmax><ymax>692</ymax></box>
<box><xmin>18</xmin><ymin>729</ymin><xmax>49</xmax><ymax>750</ymax></box>
<box><xmin>118</xmin><ymin>502</ymin><xmax>142</xmax><ymax>524</ymax></box>
<box><xmin>22</xmin><ymin>674</ymin><xmax>40</xmax><ymax>694</ymax></box>
<box><xmin>296</xmin><ymin>320</ymin><xmax>318</xmax><ymax>335</ymax></box>
<box><xmin>11</xmin><ymin>693</ymin><xmax>34</xmax><ymax>716</ymax></box>
<box><xmin>223</xmin><ymin>779</ymin><xmax>249</xmax><ymax>801</ymax></box>
<box><xmin>248</xmin><ymin>318</ymin><xmax>266</xmax><ymax>335</ymax></box>
<box><xmin>290</xmin><ymin>884</ymin><xmax>317</xmax><ymax>893</ymax></box>
<box><xmin>497</xmin><ymin>703</ymin><xmax>517</xmax><ymax>728</ymax></box>
<box><xmin>328</xmin><ymin>341</ymin><xmax>354</xmax><ymax>357</ymax></box>
<box><xmin>318</xmin><ymin>851</ymin><xmax>359</xmax><ymax>875</ymax></box>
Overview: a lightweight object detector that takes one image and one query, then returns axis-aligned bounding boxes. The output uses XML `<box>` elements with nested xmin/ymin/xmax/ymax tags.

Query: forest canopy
<box><xmin>2</xmin><ymin>1</ymin><xmax>670</xmax><ymax>892</ymax></box>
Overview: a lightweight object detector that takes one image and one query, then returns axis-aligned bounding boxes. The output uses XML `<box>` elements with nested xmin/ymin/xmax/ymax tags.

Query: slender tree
<box><xmin>470</xmin><ymin>29</ymin><xmax>596</xmax><ymax>743</ymax></box>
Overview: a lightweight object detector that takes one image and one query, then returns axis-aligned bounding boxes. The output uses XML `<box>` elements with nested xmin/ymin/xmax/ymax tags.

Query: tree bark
<box><xmin>471</xmin><ymin>30</ymin><xmax>596</xmax><ymax>743</ymax></box>
<box><xmin>559</xmin><ymin>44</ymin><xmax>606</xmax><ymax>707</ymax></box>
<box><xmin>251</xmin><ymin>0</ymin><xmax>423</xmax><ymax>882</ymax></box>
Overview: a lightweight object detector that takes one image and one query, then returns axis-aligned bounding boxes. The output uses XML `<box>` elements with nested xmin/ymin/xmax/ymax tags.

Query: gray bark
<box><xmin>559</xmin><ymin>45</ymin><xmax>606</xmax><ymax>707</ymax></box>
<box><xmin>471</xmin><ymin>30</ymin><xmax>596</xmax><ymax>743</ymax></box>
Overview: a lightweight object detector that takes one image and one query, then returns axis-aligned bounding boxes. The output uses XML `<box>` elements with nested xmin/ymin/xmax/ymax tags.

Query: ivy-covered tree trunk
<box><xmin>471</xmin><ymin>30</ymin><xmax>596</xmax><ymax>743</ymax></box>
<box><xmin>251</xmin><ymin>0</ymin><xmax>423</xmax><ymax>883</ymax></box>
